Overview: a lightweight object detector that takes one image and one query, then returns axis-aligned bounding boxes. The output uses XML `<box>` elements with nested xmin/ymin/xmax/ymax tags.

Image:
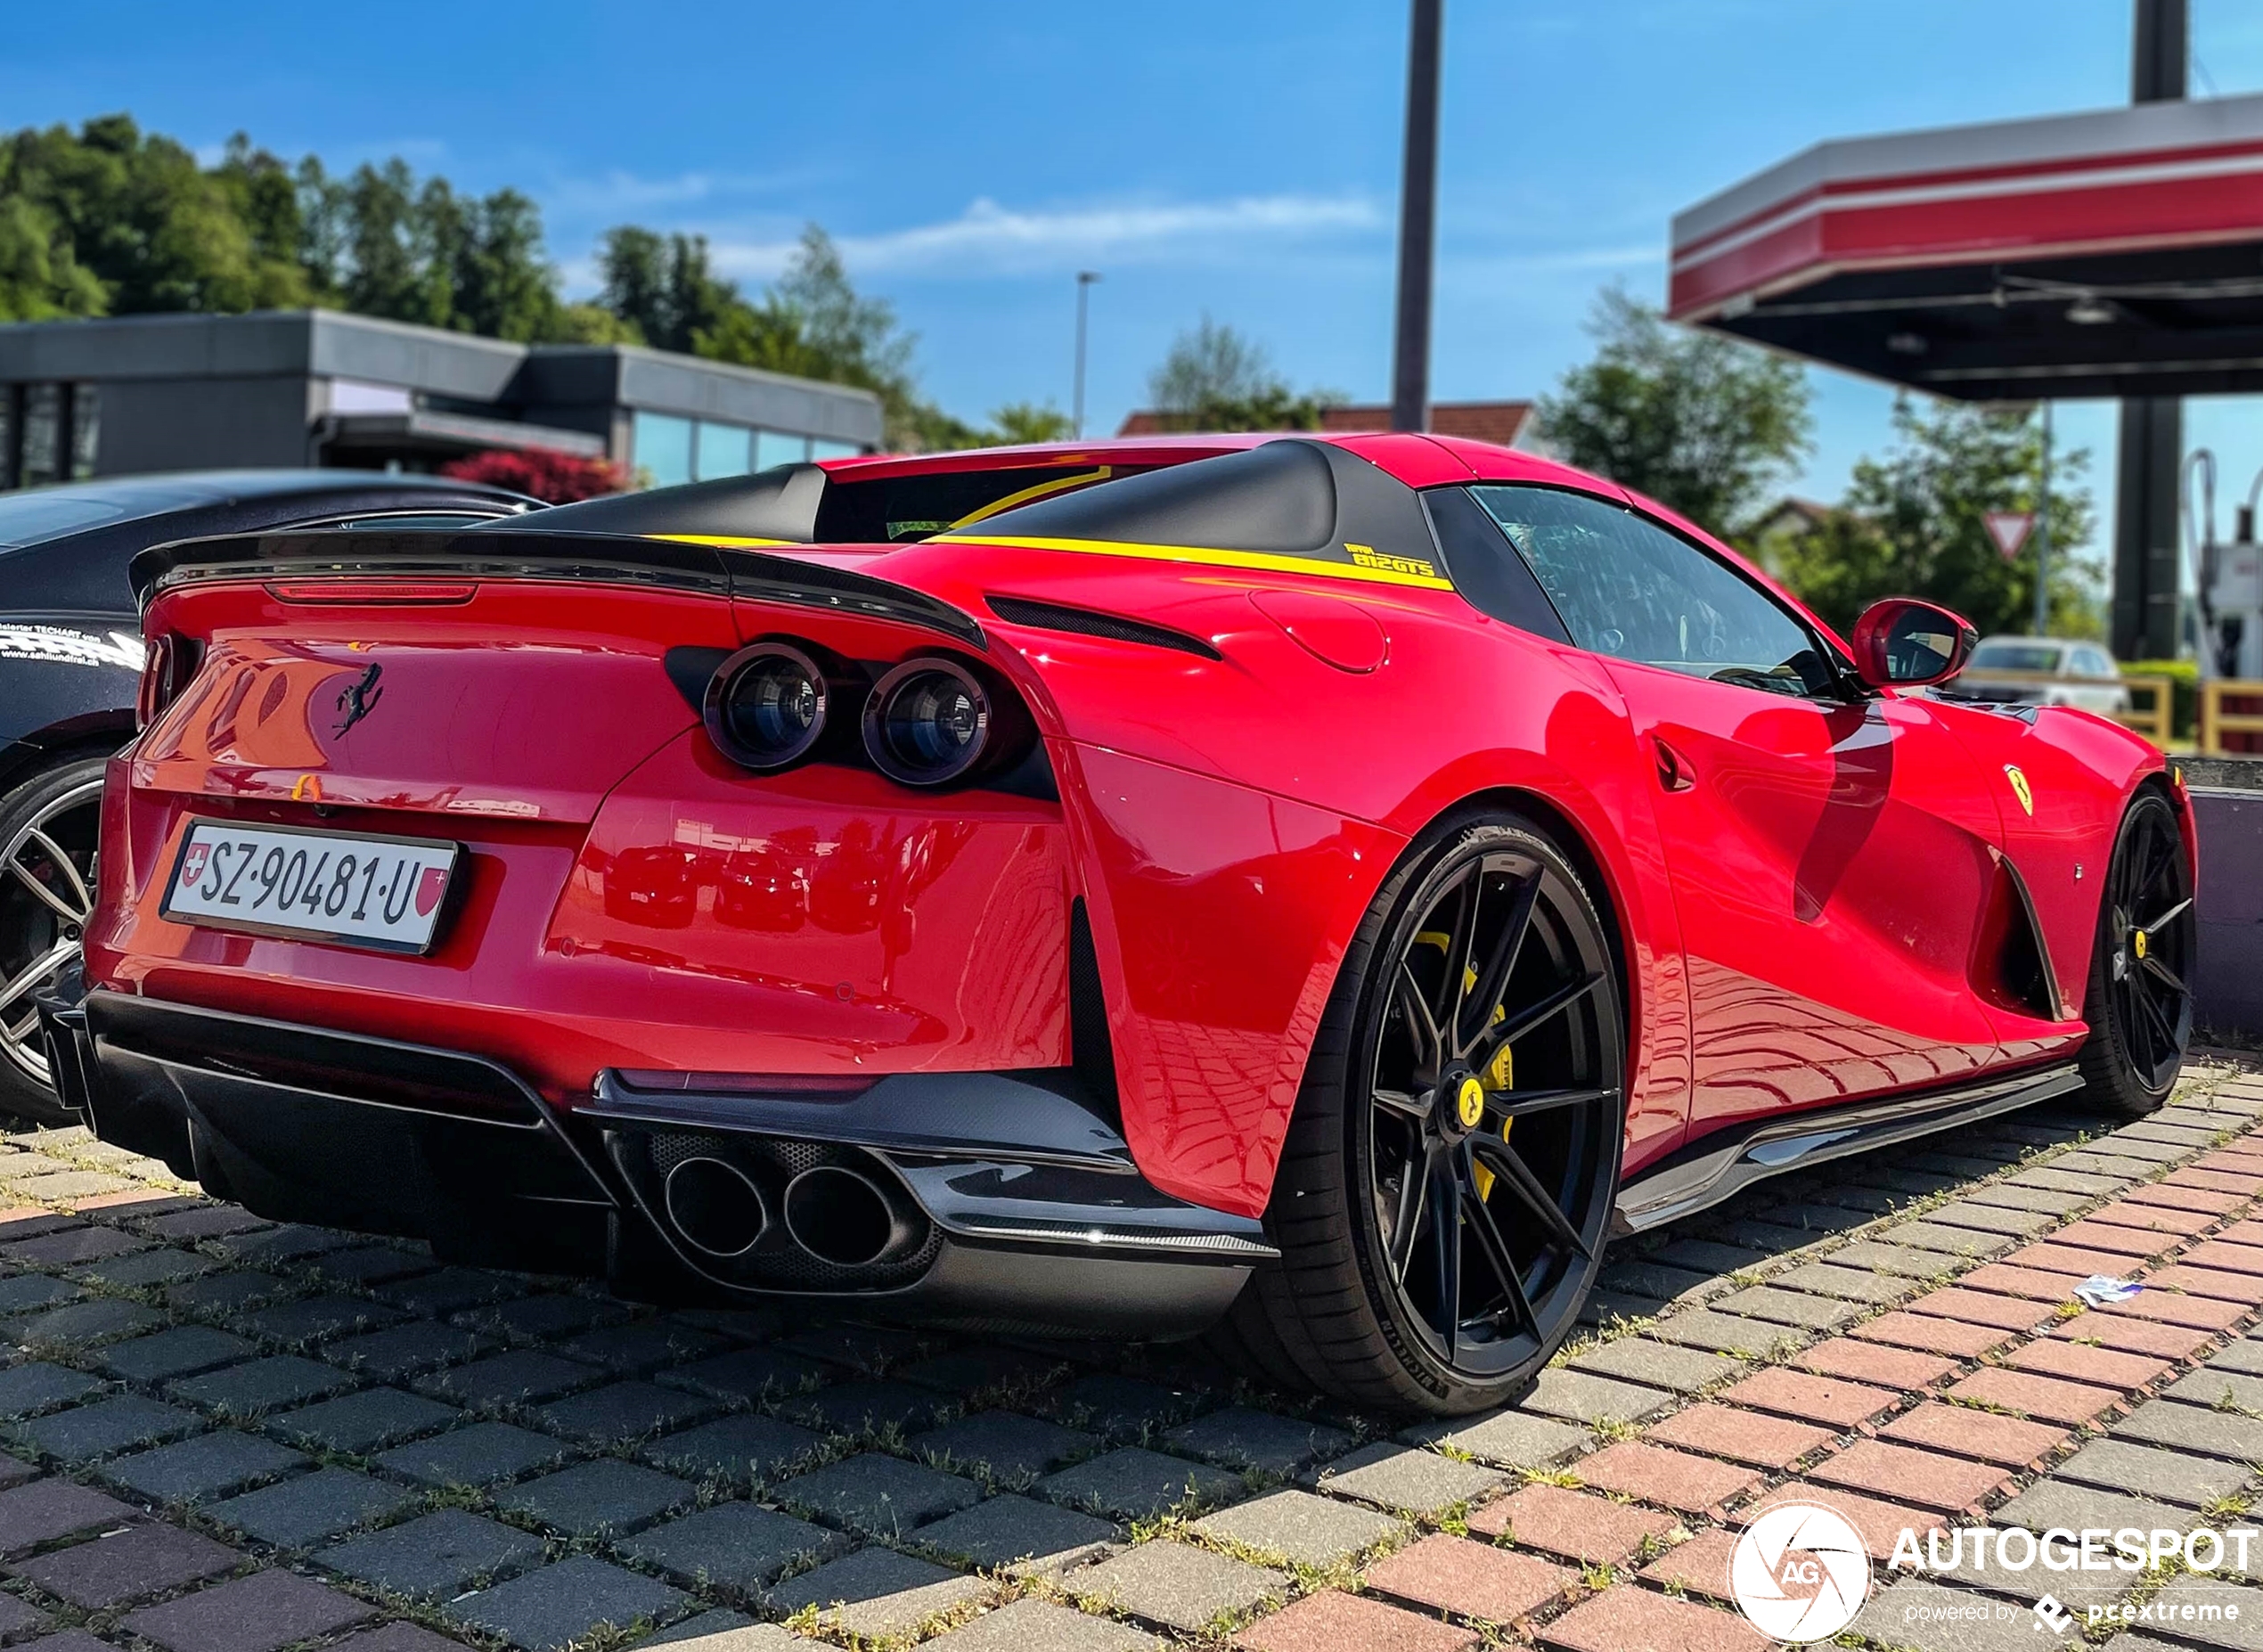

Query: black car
<box><xmin>0</xmin><ymin>470</ymin><xmax>539</xmax><ymax>1122</ymax></box>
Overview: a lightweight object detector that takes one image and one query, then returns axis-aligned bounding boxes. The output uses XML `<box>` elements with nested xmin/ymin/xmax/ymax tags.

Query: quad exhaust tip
<box><xmin>662</xmin><ymin>1157</ymin><xmax>770</xmax><ymax>1259</ymax></box>
<box><xmin>783</xmin><ymin>1165</ymin><xmax>921</xmax><ymax>1267</ymax></box>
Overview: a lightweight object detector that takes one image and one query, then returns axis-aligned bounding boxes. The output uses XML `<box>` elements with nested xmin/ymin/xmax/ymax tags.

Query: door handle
<box><xmin>1654</xmin><ymin>736</ymin><xmax>1695</xmax><ymax>793</ymax></box>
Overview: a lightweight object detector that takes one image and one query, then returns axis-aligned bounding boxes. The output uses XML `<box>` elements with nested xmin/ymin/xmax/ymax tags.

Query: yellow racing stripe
<box><xmin>927</xmin><ymin>533</ymin><xmax>1454</xmax><ymax>590</ymax></box>
<box><xmin>649</xmin><ymin>533</ymin><xmax>797</xmax><ymax>548</ymax></box>
<box><xmin>948</xmin><ymin>466</ymin><xmax>1114</xmax><ymax>528</ymax></box>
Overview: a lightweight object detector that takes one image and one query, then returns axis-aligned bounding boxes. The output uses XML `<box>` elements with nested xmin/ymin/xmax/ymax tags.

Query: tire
<box><xmin>0</xmin><ymin>754</ymin><xmax>108</xmax><ymax>1128</ymax></box>
<box><xmin>1214</xmin><ymin>807</ymin><xmax>1626</xmax><ymax>1414</ymax></box>
<box><xmin>2076</xmin><ymin>786</ymin><xmax>2194</xmax><ymax>1118</ymax></box>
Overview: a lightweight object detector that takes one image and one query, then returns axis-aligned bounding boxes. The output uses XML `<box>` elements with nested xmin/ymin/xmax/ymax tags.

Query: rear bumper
<box><xmin>43</xmin><ymin>989</ymin><xmax>1265</xmax><ymax>1337</ymax></box>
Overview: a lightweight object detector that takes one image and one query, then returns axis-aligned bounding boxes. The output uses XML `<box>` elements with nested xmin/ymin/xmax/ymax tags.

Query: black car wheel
<box><xmin>1214</xmin><ymin>809</ymin><xmax>1625</xmax><ymax>1413</ymax></box>
<box><xmin>2078</xmin><ymin>786</ymin><xmax>2194</xmax><ymax>1117</ymax></box>
<box><xmin>0</xmin><ymin>756</ymin><xmax>106</xmax><ymax>1126</ymax></box>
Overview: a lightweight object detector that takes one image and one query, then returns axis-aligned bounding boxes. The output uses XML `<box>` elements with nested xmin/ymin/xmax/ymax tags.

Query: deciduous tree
<box><xmin>1538</xmin><ymin>286</ymin><xmax>1811</xmax><ymax>537</ymax></box>
<box><xmin>1777</xmin><ymin>397</ymin><xmax>2101</xmax><ymax>640</ymax></box>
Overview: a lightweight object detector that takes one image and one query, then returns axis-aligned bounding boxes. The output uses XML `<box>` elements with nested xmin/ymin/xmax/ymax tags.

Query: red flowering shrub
<box><xmin>440</xmin><ymin>448</ymin><xmax>627</xmax><ymax>503</ymax></box>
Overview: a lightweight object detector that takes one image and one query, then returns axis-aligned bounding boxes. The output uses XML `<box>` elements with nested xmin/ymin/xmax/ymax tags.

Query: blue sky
<box><xmin>13</xmin><ymin>0</ymin><xmax>2263</xmax><ymax>572</ymax></box>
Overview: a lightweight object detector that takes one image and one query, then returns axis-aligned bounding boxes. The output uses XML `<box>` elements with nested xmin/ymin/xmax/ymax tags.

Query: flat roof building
<box><xmin>0</xmin><ymin>308</ymin><xmax>885</xmax><ymax>492</ymax></box>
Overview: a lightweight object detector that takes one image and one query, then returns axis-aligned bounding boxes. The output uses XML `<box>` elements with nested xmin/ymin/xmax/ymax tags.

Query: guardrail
<box><xmin>1944</xmin><ymin>669</ymin><xmax>2176</xmax><ymax>748</ymax></box>
<box><xmin>2202</xmin><ymin>679</ymin><xmax>2263</xmax><ymax>756</ymax></box>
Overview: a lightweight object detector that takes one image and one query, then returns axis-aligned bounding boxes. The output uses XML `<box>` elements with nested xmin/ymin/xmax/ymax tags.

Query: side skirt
<box><xmin>1613</xmin><ymin>1061</ymin><xmax>2085</xmax><ymax>1236</ymax></box>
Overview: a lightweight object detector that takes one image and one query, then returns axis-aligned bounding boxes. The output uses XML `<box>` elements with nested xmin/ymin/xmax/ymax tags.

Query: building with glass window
<box><xmin>0</xmin><ymin>309</ymin><xmax>883</xmax><ymax>491</ymax></box>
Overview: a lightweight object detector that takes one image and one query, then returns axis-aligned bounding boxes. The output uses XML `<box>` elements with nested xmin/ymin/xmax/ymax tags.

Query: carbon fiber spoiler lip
<box><xmin>128</xmin><ymin>527</ymin><xmax>987</xmax><ymax>650</ymax></box>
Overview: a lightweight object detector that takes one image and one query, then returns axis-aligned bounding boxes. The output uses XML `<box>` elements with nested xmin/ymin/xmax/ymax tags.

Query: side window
<box><xmin>1421</xmin><ymin>487</ymin><xmax>1570</xmax><ymax>642</ymax></box>
<box><xmin>2076</xmin><ymin>647</ymin><xmax>2115</xmax><ymax>678</ymax></box>
<box><xmin>1468</xmin><ymin>485</ymin><xmax>1834</xmax><ymax>698</ymax></box>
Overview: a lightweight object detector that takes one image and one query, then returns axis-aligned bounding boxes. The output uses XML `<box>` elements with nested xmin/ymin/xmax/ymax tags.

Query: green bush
<box><xmin>2123</xmin><ymin>658</ymin><xmax>2196</xmax><ymax>739</ymax></box>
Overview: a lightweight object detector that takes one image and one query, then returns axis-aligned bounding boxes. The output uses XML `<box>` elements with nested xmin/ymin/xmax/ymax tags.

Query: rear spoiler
<box><xmin>128</xmin><ymin>528</ymin><xmax>987</xmax><ymax>650</ymax></box>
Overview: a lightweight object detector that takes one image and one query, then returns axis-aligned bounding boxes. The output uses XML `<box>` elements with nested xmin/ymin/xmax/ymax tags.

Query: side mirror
<box><xmin>1850</xmin><ymin>597</ymin><xmax>1977</xmax><ymax>690</ymax></box>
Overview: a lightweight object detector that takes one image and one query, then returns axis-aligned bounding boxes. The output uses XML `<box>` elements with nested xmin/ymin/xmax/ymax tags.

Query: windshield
<box><xmin>1970</xmin><ymin>642</ymin><xmax>2062</xmax><ymax>674</ymax></box>
<box><xmin>0</xmin><ymin>480</ymin><xmax>223</xmax><ymax>550</ymax></box>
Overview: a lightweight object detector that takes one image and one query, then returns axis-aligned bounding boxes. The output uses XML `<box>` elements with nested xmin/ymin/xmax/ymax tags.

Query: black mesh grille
<box><xmin>985</xmin><ymin>594</ymin><xmax>1221</xmax><ymax>658</ymax></box>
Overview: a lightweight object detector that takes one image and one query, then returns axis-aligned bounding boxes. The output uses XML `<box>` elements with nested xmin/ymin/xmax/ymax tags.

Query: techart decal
<box><xmin>0</xmin><ymin>625</ymin><xmax>143</xmax><ymax>671</ymax></box>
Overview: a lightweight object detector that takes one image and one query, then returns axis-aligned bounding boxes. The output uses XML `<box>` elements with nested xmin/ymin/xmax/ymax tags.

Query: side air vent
<box><xmin>1068</xmin><ymin>898</ymin><xmax>1123</xmax><ymax>1132</ymax></box>
<box><xmin>985</xmin><ymin>595</ymin><xmax>1221</xmax><ymax>659</ymax></box>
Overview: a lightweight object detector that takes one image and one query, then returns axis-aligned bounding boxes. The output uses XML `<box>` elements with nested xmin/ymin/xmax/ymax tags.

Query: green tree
<box><xmin>682</xmin><ymin>225</ymin><xmax>952</xmax><ymax>449</ymax></box>
<box><xmin>1142</xmin><ymin>315</ymin><xmax>1341</xmax><ymax>432</ymax></box>
<box><xmin>1776</xmin><ymin>397</ymin><xmax>2101</xmax><ymax>640</ymax></box>
<box><xmin>0</xmin><ymin>115</ymin><xmax>1010</xmax><ymax>444</ymax></box>
<box><xmin>5</xmin><ymin>114</ymin><xmax>286</xmax><ymax>315</ymax></box>
<box><xmin>983</xmin><ymin>402</ymin><xmax>1074</xmax><ymax>445</ymax></box>
<box><xmin>1538</xmin><ymin>286</ymin><xmax>1812</xmax><ymax>537</ymax></box>
<box><xmin>595</xmin><ymin>226</ymin><xmax>739</xmax><ymax>353</ymax></box>
<box><xmin>293</xmin><ymin>155</ymin><xmax>349</xmax><ymax>299</ymax></box>
<box><xmin>210</xmin><ymin>135</ymin><xmax>311</xmax><ymax>307</ymax></box>
<box><xmin>0</xmin><ymin>192</ymin><xmax>106</xmax><ymax>321</ymax></box>
<box><xmin>342</xmin><ymin>159</ymin><xmax>426</xmax><ymax>322</ymax></box>
<box><xmin>453</xmin><ymin>189</ymin><xmax>557</xmax><ymax>341</ymax></box>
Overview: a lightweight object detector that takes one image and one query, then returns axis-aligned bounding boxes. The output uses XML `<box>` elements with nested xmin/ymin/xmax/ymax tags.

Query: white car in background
<box><xmin>1950</xmin><ymin>634</ymin><xmax>2130</xmax><ymax>716</ymax></box>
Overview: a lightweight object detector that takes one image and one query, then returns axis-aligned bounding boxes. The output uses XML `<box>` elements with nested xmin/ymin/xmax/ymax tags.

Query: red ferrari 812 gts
<box><xmin>44</xmin><ymin>432</ymin><xmax>2194</xmax><ymax>1412</ymax></box>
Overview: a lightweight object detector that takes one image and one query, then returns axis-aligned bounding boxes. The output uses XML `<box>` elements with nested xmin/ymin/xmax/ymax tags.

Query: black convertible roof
<box><xmin>488</xmin><ymin>440</ymin><xmax>1449</xmax><ymax>590</ymax></box>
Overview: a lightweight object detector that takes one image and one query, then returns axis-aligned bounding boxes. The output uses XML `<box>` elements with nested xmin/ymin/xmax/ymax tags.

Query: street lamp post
<box><xmin>1390</xmin><ymin>0</ymin><xmax>1444</xmax><ymax>433</ymax></box>
<box><xmin>2034</xmin><ymin>401</ymin><xmax>2055</xmax><ymax>637</ymax></box>
<box><xmin>1073</xmin><ymin>271</ymin><xmax>1101</xmax><ymax>438</ymax></box>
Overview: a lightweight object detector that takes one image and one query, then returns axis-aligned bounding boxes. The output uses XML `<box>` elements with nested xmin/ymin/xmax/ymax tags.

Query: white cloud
<box><xmin>699</xmin><ymin>192</ymin><xmax>1384</xmax><ymax>281</ymax></box>
<box><xmin>543</xmin><ymin>164</ymin><xmax>822</xmax><ymax>220</ymax></box>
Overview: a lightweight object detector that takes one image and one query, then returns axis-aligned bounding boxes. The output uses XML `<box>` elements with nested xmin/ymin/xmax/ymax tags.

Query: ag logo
<box><xmin>2004</xmin><ymin>764</ymin><xmax>2034</xmax><ymax>817</ymax></box>
<box><xmin>1730</xmin><ymin>1501</ymin><xmax>1871</xmax><ymax>1643</ymax></box>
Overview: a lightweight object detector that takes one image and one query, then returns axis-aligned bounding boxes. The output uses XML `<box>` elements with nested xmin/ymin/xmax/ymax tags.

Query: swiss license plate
<box><xmin>160</xmin><ymin>821</ymin><xmax>462</xmax><ymax>954</ymax></box>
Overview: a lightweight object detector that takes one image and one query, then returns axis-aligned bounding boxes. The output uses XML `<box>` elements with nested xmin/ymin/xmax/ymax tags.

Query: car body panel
<box><xmin>1612</xmin><ymin>667</ymin><xmax>2010</xmax><ymax>1129</ymax></box>
<box><xmin>73</xmin><ymin>435</ymin><xmax>2174</xmax><ymax>1294</ymax></box>
<box><xmin>0</xmin><ymin>473</ymin><xmax>538</xmax><ymax>777</ymax></box>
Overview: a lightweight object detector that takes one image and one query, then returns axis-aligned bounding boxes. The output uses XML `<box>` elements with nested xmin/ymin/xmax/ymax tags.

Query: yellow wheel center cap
<box><xmin>2134</xmin><ymin>928</ymin><xmax>2148</xmax><ymax>961</ymax></box>
<box><xmin>1456</xmin><ymin>1075</ymin><xmax>1487</xmax><ymax>1131</ymax></box>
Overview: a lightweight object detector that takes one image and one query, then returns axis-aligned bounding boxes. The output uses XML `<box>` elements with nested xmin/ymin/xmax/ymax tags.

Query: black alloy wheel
<box><xmin>0</xmin><ymin>757</ymin><xmax>106</xmax><ymax>1126</ymax></box>
<box><xmin>1215</xmin><ymin>811</ymin><xmax>1625</xmax><ymax>1413</ymax></box>
<box><xmin>2079</xmin><ymin>787</ymin><xmax>2194</xmax><ymax>1116</ymax></box>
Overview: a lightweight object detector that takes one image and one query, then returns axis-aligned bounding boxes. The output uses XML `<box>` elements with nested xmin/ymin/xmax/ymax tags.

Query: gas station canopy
<box><xmin>1671</xmin><ymin>92</ymin><xmax>2263</xmax><ymax>401</ymax></box>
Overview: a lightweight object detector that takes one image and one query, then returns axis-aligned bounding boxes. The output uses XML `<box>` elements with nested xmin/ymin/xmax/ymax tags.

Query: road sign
<box><xmin>1984</xmin><ymin>511</ymin><xmax>2037</xmax><ymax>560</ymax></box>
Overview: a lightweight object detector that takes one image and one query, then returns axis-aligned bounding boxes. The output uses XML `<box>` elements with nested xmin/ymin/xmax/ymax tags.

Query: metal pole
<box><xmin>2034</xmin><ymin>401</ymin><xmax>2054</xmax><ymax>637</ymax></box>
<box><xmin>2113</xmin><ymin>0</ymin><xmax>2187</xmax><ymax>659</ymax></box>
<box><xmin>1072</xmin><ymin>271</ymin><xmax>1100</xmax><ymax>439</ymax></box>
<box><xmin>1389</xmin><ymin>0</ymin><xmax>1443</xmax><ymax>433</ymax></box>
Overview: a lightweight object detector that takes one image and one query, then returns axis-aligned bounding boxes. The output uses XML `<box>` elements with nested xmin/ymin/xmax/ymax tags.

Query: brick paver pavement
<box><xmin>0</xmin><ymin>1056</ymin><xmax>2248</xmax><ymax>1648</ymax></box>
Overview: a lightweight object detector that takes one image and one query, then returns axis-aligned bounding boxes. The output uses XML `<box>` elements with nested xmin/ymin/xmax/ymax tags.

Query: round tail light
<box><xmin>862</xmin><ymin>658</ymin><xmax>993</xmax><ymax>787</ymax></box>
<box><xmin>704</xmin><ymin>643</ymin><xmax>829</xmax><ymax>773</ymax></box>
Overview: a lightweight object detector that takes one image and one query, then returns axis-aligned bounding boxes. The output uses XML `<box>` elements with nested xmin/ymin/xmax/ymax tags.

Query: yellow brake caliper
<box><xmin>1473</xmin><ymin>962</ymin><xmax>1510</xmax><ymax>1203</ymax></box>
<box><xmin>1412</xmin><ymin>937</ymin><xmax>1511</xmax><ymax>1204</ymax></box>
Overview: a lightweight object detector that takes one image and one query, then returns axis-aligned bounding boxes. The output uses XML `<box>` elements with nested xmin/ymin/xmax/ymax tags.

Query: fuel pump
<box><xmin>2226</xmin><ymin>465</ymin><xmax>2263</xmax><ymax>680</ymax></box>
<box><xmin>2184</xmin><ymin>448</ymin><xmax>2263</xmax><ymax>681</ymax></box>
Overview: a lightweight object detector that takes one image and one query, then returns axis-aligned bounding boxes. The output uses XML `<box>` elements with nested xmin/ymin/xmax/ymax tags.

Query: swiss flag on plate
<box><xmin>413</xmin><ymin>865</ymin><xmax>448</xmax><ymax>918</ymax></box>
<box><xmin>178</xmin><ymin>843</ymin><xmax>208</xmax><ymax>888</ymax></box>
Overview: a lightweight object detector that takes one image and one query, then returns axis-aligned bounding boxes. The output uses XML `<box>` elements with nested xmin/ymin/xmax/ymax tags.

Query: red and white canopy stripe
<box><xmin>1671</xmin><ymin>92</ymin><xmax>2263</xmax><ymax>322</ymax></box>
